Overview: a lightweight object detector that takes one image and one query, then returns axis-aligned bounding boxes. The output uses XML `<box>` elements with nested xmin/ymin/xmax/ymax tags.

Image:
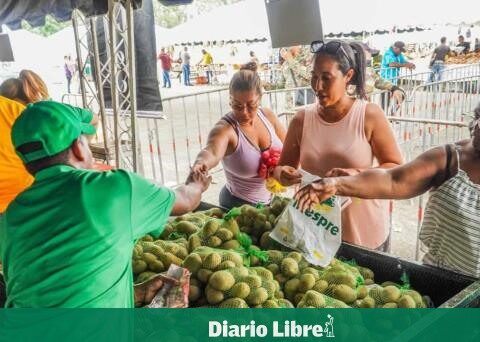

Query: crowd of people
<box><xmin>158</xmin><ymin>46</ymin><xmax>216</xmax><ymax>87</ymax></box>
<box><xmin>0</xmin><ymin>35</ymin><xmax>479</xmax><ymax>308</ymax></box>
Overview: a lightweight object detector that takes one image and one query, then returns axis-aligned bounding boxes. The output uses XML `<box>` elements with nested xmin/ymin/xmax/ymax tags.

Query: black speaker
<box><xmin>265</xmin><ymin>0</ymin><xmax>323</xmax><ymax>48</ymax></box>
<box><xmin>0</xmin><ymin>33</ymin><xmax>14</xmax><ymax>62</ymax></box>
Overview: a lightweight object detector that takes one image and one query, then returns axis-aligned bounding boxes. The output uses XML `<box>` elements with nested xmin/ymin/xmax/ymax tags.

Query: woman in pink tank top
<box><xmin>191</xmin><ymin>65</ymin><xmax>286</xmax><ymax>209</ymax></box>
<box><xmin>274</xmin><ymin>40</ymin><xmax>403</xmax><ymax>250</ymax></box>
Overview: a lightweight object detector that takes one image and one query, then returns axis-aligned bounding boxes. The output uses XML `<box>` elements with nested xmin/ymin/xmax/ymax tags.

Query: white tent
<box><xmin>321</xmin><ymin>0</ymin><xmax>479</xmax><ymax>34</ymax></box>
<box><xmin>162</xmin><ymin>0</ymin><xmax>479</xmax><ymax>45</ymax></box>
<box><xmin>155</xmin><ymin>24</ymin><xmax>172</xmax><ymax>50</ymax></box>
<box><xmin>161</xmin><ymin>0</ymin><xmax>269</xmax><ymax>45</ymax></box>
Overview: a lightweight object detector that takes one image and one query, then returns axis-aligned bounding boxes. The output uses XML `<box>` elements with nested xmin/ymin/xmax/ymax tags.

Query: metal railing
<box><xmin>374</xmin><ymin>63</ymin><xmax>480</xmax><ymax>93</ymax></box>
<box><xmin>62</xmin><ymin>73</ymin><xmax>480</xmax><ymax>189</ymax></box>
<box><xmin>61</xmin><ymin>73</ymin><xmax>479</xmax><ymax>261</ymax></box>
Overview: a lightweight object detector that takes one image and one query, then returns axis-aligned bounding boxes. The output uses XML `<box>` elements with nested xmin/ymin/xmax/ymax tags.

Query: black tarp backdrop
<box><xmin>92</xmin><ymin>0</ymin><xmax>162</xmax><ymax>111</ymax></box>
<box><xmin>0</xmin><ymin>0</ymin><xmax>162</xmax><ymax>111</ymax></box>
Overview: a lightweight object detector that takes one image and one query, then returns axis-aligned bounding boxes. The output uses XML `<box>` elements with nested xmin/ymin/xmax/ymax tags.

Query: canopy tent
<box><xmin>320</xmin><ymin>0</ymin><xmax>479</xmax><ymax>35</ymax></box>
<box><xmin>159</xmin><ymin>0</ymin><xmax>479</xmax><ymax>46</ymax></box>
<box><xmin>160</xmin><ymin>0</ymin><xmax>270</xmax><ymax>45</ymax></box>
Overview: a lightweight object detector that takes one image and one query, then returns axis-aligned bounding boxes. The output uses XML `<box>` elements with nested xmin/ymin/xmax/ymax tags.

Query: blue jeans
<box><xmin>162</xmin><ymin>70</ymin><xmax>171</xmax><ymax>88</ymax></box>
<box><xmin>206</xmin><ymin>70</ymin><xmax>213</xmax><ymax>84</ymax></box>
<box><xmin>182</xmin><ymin>64</ymin><xmax>191</xmax><ymax>85</ymax></box>
<box><xmin>429</xmin><ymin>62</ymin><xmax>445</xmax><ymax>83</ymax></box>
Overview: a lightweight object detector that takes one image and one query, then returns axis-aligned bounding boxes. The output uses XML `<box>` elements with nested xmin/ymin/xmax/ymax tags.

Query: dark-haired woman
<box><xmin>191</xmin><ymin>65</ymin><xmax>286</xmax><ymax>209</ymax></box>
<box><xmin>273</xmin><ymin>40</ymin><xmax>403</xmax><ymax>250</ymax></box>
<box><xmin>295</xmin><ymin>104</ymin><xmax>480</xmax><ymax>278</ymax></box>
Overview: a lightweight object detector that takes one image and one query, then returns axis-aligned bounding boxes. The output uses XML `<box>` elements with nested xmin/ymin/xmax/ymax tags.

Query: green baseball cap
<box><xmin>12</xmin><ymin>101</ymin><xmax>96</xmax><ymax>163</ymax></box>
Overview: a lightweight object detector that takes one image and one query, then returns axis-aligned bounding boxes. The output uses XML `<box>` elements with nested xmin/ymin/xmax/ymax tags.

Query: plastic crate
<box><xmin>336</xmin><ymin>243</ymin><xmax>480</xmax><ymax>307</ymax></box>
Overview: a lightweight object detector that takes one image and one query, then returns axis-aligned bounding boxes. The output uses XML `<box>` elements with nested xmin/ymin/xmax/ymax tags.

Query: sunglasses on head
<box><xmin>310</xmin><ymin>40</ymin><xmax>355</xmax><ymax>68</ymax></box>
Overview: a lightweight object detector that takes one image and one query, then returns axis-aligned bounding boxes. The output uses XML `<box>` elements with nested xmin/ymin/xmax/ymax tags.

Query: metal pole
<box><xmin>90</xmin><ymin>18</ymin><xmax>111</xmax><ymax>165</ymax></box>
<box><xmin>108</xmin><ymin>0</ymin><xmax>121</xmax><ymax>169</ymax></box>
<box><xmin>72</xmin><ymin>11</ymin><xmax>88</xmax><ymax>108</ymax></box>
<box><xmin>126</xmin><ymin>0</ymin><xmax>139</xmax><ymax>173</ymax></box>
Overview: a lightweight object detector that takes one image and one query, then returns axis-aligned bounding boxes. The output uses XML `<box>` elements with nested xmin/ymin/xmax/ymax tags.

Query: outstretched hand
<box><xmin>325</xmin><ymin>168</ymin><xmax>360</xmax><ymax>177</ymax></box>
<box><xmin>187</xmin><ymin>167</ymin><xmax>212</xmax><ymax>193</ymax></box>
<box><xmin>273</xmin><ymin>165</ymin><xmax>302</xmax><ymax>186</ymax></box>
<box><xmin>294</xmin><ymin>178</ymin><xmax>338</xmax><ymax>212</ymax></box>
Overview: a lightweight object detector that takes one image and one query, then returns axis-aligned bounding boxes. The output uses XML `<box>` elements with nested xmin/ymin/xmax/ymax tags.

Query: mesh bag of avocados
<box><xmin>187</xmin><ymin>208</ymin><xmax>243</xmax><ymax>252</ymax></box>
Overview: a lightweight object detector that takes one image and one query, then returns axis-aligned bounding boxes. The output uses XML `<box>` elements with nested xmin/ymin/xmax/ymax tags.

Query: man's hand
<box><xmin>273</xmin><ymin>165</ymin><xmax>302</xmax><ymax>186</ymax></box>
<box><xmin>294</xmin><ymin>178</ymin><xmax>338</xmax><ymax>212</ymax></box>
<box><xmin>391</xmin><ymin>89</ymin><xmax>405</xmax><ymax>104</ymax></box>
<box><xmin>186</xmin><ymin>168</ymin><xmax>212</xmax><ymax>193</ymax></box>
<box><xmin>191</xmin><ymin>161</ymin><xmax>208</xmax><ymax>175</ymax></box>
<box><xmin>405</xmin><ymin>62</ymin><xmax>416</xmax><ymax>70</ymax></box>
<box><xmin>134</xmin><ymin>277</ymin><xmax>163</xmax><ymax>307</ymax></box>
<box><xmin>134</xmin><ymin>275</ymin><xmax>179</xmax><ymax>307</ymax></box>
<box><xmin>325</xmin><ymin>168</ymin><xmax>360</xmax><ymax>177</ymax></box>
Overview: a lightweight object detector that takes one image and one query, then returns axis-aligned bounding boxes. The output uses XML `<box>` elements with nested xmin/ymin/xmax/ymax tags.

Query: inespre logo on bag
<box><xmin>271</xmin><ymin>193</ymin><xmax>343</xmax><ymax>267</ymax></box>
<box><xmin>292</xmin><ymin>197</ymin><xmax>340</xmax><ymax>236</ymax></box>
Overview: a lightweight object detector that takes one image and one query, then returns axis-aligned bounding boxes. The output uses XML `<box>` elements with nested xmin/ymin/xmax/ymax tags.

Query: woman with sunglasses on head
<box><xmin>190</xmin><ymin>64</ymin><xmax>286</xmax><ymax>209</ymax></box>
<box><xmin>273</xmin><ymin>40</ymin><xmax>403</xmax><ymax>251</ymax></box>
<box><xmin>295</xmin><ymin>104</ymin><xmax>480</xmax><ymax>278</ymax></box>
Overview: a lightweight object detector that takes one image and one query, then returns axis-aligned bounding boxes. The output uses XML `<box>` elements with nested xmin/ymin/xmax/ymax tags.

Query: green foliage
<box><xmin>153</xmin><ymin>0</ymin><xmax>244</xmax><ymax>28</ymax></box>
<box><xmin>22</xmin><ymin>15</ymin><xmax>70</xmax><ymax>37</ymax></box>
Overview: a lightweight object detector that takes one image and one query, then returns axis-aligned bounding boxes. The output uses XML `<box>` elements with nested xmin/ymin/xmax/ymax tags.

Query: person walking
<box><xmin>178</xmin><ymin>47</ymin><xmax>193</xmax><ymax>86</ymax></box>
<box><xmin>158</xmin><ymin>47</ymin><xmax>172</xmax><ymax>88</ymax></box>
<box><xmin>63</xmin><ymin>55</ymin><xmax>76</xmax><ymax>93</ymax></box>
<box><xmin>428</xmin><ymin>37</ymin><xmax>451</xmax><ymax>83</ymax></box>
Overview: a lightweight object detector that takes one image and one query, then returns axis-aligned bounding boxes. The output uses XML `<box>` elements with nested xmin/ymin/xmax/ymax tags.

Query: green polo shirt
<box><xmin>0</xmin><ymin>165</ymin><xmax>175</xmax><ymax>308</ymax></box>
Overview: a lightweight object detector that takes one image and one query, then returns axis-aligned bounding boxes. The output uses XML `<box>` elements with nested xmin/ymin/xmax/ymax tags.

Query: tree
<box><xmin>22</xmin><ymin>15</ymin><xmax>70</xmax><ymax>37</ymax></box>
<box><xmin>21</xmin><ymin>0</ymin><xmax>245</xmax><ymax>36</ymax></box>
<box><xmin>153</xmin><ymin>0</ymin><xmax>244</xmax><ymax>28</ymax></box>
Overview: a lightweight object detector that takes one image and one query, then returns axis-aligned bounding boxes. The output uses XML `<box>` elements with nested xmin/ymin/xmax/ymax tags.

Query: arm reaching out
<box><xmin>171</xmin><ymin>171</ymin><xmax>211</xmax><ymax>215</ymax></box>
<box><xmin>295</xmin><ymin>145</ymin><xmax>448</xmax><ymax>211</ymax></box>
<box><xmin>191</xmin><ymin>120</ymin><xmax>232</xmax><ymax>173</ymax></box>
<box><xmin>273</xmin><ymin>110</ymin><xmax>304</xmax><ymax>186</ymax></box>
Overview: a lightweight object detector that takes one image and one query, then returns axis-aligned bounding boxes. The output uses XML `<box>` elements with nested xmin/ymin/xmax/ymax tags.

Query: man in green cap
<box><xmin>0</xmin><ymin>101</ymin><xmax>210</xmax><ymax>308</ymax></box>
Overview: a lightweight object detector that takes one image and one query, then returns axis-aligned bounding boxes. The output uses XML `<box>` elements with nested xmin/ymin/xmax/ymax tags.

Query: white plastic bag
<box><xmin>270</xmin><ymin>170</ymin><xmax>348</xmax><ymax>267</ymax></box>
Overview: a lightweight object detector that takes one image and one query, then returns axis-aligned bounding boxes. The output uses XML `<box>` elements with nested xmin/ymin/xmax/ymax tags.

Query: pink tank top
<box><xmin>299</xmin><ymin>100</ymin><xmax>387</xmax><ymax>249</ymax></box>
<box><xmin>222</xmin><ymin>110</ymin><xmax>283</xmax><ymax>204</ymax></box>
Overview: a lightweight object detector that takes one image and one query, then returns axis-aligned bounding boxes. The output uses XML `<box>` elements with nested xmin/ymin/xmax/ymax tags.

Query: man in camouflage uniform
<box><xmin>348</xmin><ymin>43</ymin><xmax>406</xmax><ymax>115</ymax></box>
<box><xmin>278</xmin><ymin>46</ymin><xmax>315</xmax><ymax>109</ymax></box>
<box><xmin>277</xmin><ymin>43</ymin><xmax>405</xmax><ymax>113</ymax></box>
